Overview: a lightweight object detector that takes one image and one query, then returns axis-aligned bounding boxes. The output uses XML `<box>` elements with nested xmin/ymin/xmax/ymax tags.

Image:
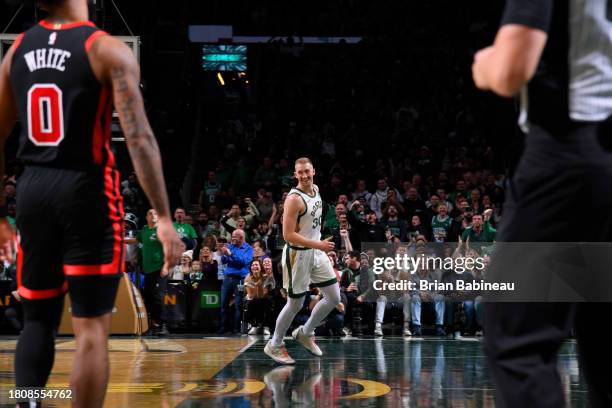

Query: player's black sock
<box><xmin>15</xmin><ymin>296</ymin><xmax>64</xmax><ymax>388</ymax></box>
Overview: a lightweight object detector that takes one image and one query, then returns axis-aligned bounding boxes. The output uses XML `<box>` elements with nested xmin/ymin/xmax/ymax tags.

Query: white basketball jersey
<box><xmin>288</xmin><ymin>186</ymin><xmax>323</xmax><ymax>245</ymax></box>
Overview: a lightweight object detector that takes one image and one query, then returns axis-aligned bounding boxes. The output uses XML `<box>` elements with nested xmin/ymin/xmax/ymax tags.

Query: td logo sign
<box><xmin>200</xmin><ymin>291</ymin><xmax>220</xmax><ymax>309</ymax></box>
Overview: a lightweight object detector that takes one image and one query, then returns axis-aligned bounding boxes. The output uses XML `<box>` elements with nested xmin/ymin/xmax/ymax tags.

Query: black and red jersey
<box><xmin>9</xmin><ymin>20</ymin><xmax>115</xmax><ymax>170</ymax></box>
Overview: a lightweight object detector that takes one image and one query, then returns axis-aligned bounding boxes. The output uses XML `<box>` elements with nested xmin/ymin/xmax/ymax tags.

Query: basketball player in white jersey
<box><xmin>264</xmin><ymin>157</ymin><xmax>341</xmax><ymax>364</ymax></box>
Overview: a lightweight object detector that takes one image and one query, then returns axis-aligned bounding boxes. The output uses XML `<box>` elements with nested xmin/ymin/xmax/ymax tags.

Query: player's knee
<box><xmin>75</xmin><ymin>330</ymin><xmax>108</xmax><ymax>354</ymax></box>
<box><xmin>73</xmin><ymin>316</ymin><xmax>110</xmax><ymax>350</ymax></box>
<box><xmin>325</xmin><ymin>289</ymin><xmax>341</xmax><ymax>306</ymax></box>
<box><xmin>288</xmin><ymin>297</ymin><xmax>304</xmax><ymax>313</ymax></box>
<box><xmin>22</xmin><ymin>297</ymin><xmax>64</xmax><ymax>332</ymax></box>
<box><xmin>22</xmin><ymin>320</ymin><xmax>56</xmax><ymax>345</ymax></box>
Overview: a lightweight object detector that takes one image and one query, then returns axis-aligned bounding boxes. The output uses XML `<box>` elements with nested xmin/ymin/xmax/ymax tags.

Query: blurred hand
<box><xmin>483</xmin><ymin>208</ymin><xmax>493</xmax><ymax>220</ymax></box>
<box><xmin>356</xmin><ymin>295</ymin><xmax>364</xmax><ymax>303</ymax></box>
<box><xmin>339</xmin><ymin>229</ymin><xmax>348</xmax><ymax>238</ymax></box>
<box><xmin>157</xmin><ymin>217</ymin><xmax>182</xmax><ymax>277</ymax></box>
<box><xmin>337</xmin><ymin>303</ymin><xmax>345</xmax><ymax>313</ymax></box>
<box><xmin>472</xmin><ymin>46</ymin><xmax>494</xmax><ymax>91</ymax></box>
<box><xmin>317</xmin><ymin>236</ymin><xmax>335</xmax><ymax>252</ymax></box>
<box><xmin>347</xmin><ymin>282</ymin><xmax>358</xmax><ymax>292</ymax></box>
<box><xmin>0</xmin><ymin>218</ymin><xmax>14</xmax><ymax>263</ymax></box>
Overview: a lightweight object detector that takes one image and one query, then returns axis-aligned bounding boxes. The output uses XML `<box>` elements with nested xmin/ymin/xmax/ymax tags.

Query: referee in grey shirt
<box><xmin>473</xmin><ymin>0</ymin><xmax>612</xmax><ymax>407</ymax></box>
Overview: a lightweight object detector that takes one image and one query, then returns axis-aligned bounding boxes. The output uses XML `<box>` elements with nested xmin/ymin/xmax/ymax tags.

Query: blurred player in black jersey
<box><xmin>0</xmin><ymin>0</ymin><xmax>182</xmax><ymax>406</ymax></box>
<box><xmin>473</xmin><ymin>0</ymin><xmax>612</xmax><ymax>407</ymax></box>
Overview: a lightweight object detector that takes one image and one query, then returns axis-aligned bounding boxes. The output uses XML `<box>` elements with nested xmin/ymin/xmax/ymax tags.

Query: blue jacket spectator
<box><xmin>218</xmin><ymin>229</ymin><xmax>253</xmax><ymax>333</ymax></box>
<box><xmin>221</xmin><ymin>239</ymin><xmax>253</xmax><ymax>279</ymax></box>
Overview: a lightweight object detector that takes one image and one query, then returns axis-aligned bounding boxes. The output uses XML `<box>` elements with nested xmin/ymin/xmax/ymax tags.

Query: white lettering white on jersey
<box><xmin>48</xmin><ymin>32</ymin><xmax>57</xmax><ymax>45</ymax></box>
<box><xmin>23</xmin><ymin>48</ymin><xmax>71</xmax><ymax>73</ymax></box>
<box><xmin>55</xmin><ymin>51</ymin><xmax>70</xmax><ymax>71</ymax></box>
<box><xmin>45</xmin><ymin>48</ymin><xmax>54</xmax><ymax>67</ymax></box>
<box><xmin>289</xmin><ymin>187</ymin><xmax>323</xmax><ymax>246</ymax></box>
<box><xmin>51</xmin><ymin>49</ymin><xmax>63</xmax><ymax>68</ymax></box>
<box><xmin>36</xmin><ymin>49</ymin><xmax>46</xmax><ymax>69</ymax></box>
<box><xmin>24</xmin><ymin>52</ymin><xmax>37</xmax><ymax>72</ymax></box>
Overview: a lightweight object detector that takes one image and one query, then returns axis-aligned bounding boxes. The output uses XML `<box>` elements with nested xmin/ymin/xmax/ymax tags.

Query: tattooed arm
<box><xmin>88</xmin><ymin>35</ymin><xmax>181</xmax><ymax>273</ymax></box>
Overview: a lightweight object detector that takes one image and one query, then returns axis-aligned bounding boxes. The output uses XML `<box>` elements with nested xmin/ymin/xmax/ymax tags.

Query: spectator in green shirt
<box><xmin>323</xmin><ymin>202</ymin><xmax>346</xmax><ymax>236</ymax></box>
<box><xmin>173</xmin><ymin>207</ymin><xmax>198</xmax><ymax>249</ymax></box>
<box><xmin>461</xmin><ymin>210</ymin><xmax>496</xmax><ymax>243</ymax></box>
<box><xmin>127</xmin><ymin>209</ymin><xmax>168</xmax><ymax>335</ymax></box>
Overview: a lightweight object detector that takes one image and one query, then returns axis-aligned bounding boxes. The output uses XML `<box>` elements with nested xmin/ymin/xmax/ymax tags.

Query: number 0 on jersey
<box><xmin>27</xmin><ymin>83</ymin><xmax>65</xmax><ymax>146</ymax></box>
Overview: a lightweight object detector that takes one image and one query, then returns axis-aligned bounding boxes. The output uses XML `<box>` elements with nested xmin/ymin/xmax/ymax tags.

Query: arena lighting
<box><xmin>217</xmin><ymin>72</ymin><xmax>225</xmax><ymax>86</ymax></box>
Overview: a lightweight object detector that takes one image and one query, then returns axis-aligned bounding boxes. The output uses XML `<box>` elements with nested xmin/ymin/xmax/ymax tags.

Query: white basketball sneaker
<box><xmin>264</xmin><ymin>340</ymin><xmax>295</xmax><ymax>365</ymax></box>
<box><xmin>292</xmin><ymin>326</ymin><xmax>322</xmax><ymax>356</ymax></box>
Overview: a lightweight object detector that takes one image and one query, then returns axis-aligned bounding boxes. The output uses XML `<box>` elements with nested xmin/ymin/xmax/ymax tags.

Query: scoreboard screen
<box><xmin>202</xmin><ymin>45</ymin><xmax>247</xmax><ymax>71</ymax></box>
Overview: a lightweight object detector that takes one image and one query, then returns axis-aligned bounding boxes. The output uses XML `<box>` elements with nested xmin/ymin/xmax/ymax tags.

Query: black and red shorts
<box><xmin>16</xmin><ymin>165</ymin><xmax>124</xmax><ymax>317</ymax></box>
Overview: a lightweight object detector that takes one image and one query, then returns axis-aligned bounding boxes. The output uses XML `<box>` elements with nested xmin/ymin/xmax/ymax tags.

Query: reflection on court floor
<box><xmin>0</xmin><ymin>336</ymin><xmax>587</xmax><ymax>407</ymax></box>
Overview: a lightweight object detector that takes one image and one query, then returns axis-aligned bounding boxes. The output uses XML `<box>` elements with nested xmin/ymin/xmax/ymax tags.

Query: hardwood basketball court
<box><xmin>0</xmin><ymin>336</ymin><xmax>588</xmax><ymax>407</ymax></box>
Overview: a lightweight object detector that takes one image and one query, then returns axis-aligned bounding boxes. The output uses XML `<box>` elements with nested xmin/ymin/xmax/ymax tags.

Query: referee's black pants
<box><xmin>485</xmin><ymin>120</ymin><xmax>612</xmax><ymax>408</ymax></box>
<box><xmin>143</xmin><ymin>272</ymin><xmax>167</xmax><ymax>325</ymax></box>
